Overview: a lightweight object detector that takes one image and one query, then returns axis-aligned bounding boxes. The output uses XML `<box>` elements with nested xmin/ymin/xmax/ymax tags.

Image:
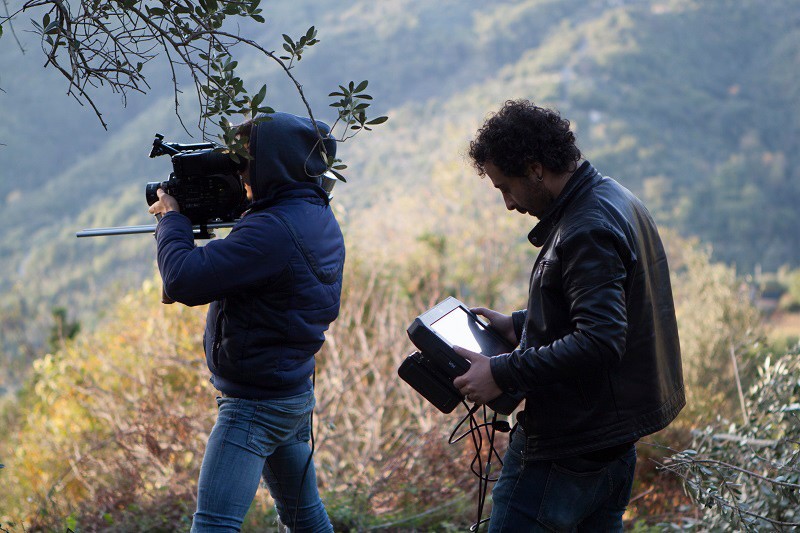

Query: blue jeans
<box><xmin>191</xmin><ymin>390</ymin><xmax>333</xmax><ymax>532</ymax></box>
<box><xmin>489</xmin><ymin>426</ymin><xmax>636</xmax><ymax>532</ymax></box>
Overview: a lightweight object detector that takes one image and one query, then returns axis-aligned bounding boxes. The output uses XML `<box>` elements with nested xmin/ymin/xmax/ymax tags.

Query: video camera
<box><xmin>76</xmin><ymin>134</ymin><xmax>248</xmax><ymax>239</ymax></box>
<box><xmin>77</xmin><ymin>132</ymin><xmax>341</xmax><ymax>240</ymax></box>
<box><xmin>146</xmin><ymin>133</ymin><xmax>248</xmax><ymax>227</ymax></box>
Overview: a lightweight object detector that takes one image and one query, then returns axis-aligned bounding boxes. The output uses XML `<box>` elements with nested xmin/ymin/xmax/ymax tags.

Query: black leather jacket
<box><xmin>490</xmin><ymin>161</ymin><xmax>685</xmax><ymax>460</ymax></box>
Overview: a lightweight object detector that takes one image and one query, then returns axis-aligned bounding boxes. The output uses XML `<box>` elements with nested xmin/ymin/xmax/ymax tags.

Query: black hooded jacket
<box><xmin>490</xmin><ymin>162</ymin><xmax>685</xmax><ymax>460</ymax></box>
<box><xmin>155</xmin><ymin>112</ymin><xmax>345</xmax><ymax>398</ymax></box>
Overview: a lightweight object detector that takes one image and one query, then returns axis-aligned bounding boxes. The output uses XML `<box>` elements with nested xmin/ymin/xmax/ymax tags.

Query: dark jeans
<box><xmin>489</xmin><ymin>426</ymin><xmax>637</xmax><ymax>532</ymax></box>
<box><xmin>191</xmin><ymin>391</ymin><xmax>333</xmax><ymax>532</ymax></box>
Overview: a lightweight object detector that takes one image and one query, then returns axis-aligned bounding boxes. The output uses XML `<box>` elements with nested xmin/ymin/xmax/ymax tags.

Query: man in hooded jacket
<box><xmin>148</xmin><ymin>112</ymin><xmax>342</xmax><ymax>532</ymax></box>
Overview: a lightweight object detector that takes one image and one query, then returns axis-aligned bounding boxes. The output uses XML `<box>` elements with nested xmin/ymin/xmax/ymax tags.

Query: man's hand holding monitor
<box><xmin>401</xmin><ymin>296</ymin><xmax>523</xmax><ymax>415</ymax></box>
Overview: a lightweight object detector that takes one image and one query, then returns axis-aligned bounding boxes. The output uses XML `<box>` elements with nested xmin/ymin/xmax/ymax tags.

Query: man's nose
<box><xmin>503</xmin><ymin>194</ymin><xmax>516</xmax><ymax>211</ymax></box>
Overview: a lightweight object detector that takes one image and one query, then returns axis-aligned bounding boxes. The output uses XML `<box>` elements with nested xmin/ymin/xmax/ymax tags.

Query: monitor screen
<box><xmin>430</xmin><ymin>306</ymin><xmax>509</xmax><ymax>356</ymax></box>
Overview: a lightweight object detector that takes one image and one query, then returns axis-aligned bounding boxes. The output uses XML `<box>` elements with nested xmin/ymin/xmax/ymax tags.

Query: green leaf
<box><xmin>355</xmin><ymin>80</ymin><xmax>368</xmax><ymax>93</ymax></box>
<box><xmin>251</xmin><ymin>14</ymin><xmax>265</xmax><ymax>23</ymax></box>
<box><xmin>330</xmin><ymin>169</ymin><xmax>347</xmax><ymax>183</ymax></box>
<box><xmin>282</xmin><ymin>34</ymin><xmax>294</xmax><ymax>46</ymax></box>
<box><xmin>366</xmin><ymin>116</ymin><xmax>388</xmax><ymax>125</ymax></box>
<box><xmin>252</xmin><ymin>84</ymin><xmax>267</xmax><ymax>107</ymax></box>
<box><xmin>283</xmin><ymin>43</ymin><xmax>293</xmax><ymax>54</ymax></box>
<box><xmin>306</xmin><ymin>26</ymin><xmax>315</xmax><ymax>39</ymax></box>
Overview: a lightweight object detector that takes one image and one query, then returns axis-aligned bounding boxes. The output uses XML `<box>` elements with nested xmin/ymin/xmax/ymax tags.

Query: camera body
<box><xmin>146</xmin><ymin>134</ymin><xmax>248</xmax><ymax>224</ymax></box>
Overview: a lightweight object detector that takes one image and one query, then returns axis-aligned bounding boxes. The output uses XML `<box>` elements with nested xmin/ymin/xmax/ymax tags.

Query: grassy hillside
<box><xmin>0</xmin><ymin>217</ymin><xmax>767</xmax><ymax>530</ymax></box>
<box><xmin>3</xmin><ymin>0</ymin><xmax>800</xmax><ymax>527</ymax></box>
<box><xmin>2</xmin><ymin>0</ymin><xmax>799</xmax><ymax>381</ymax></box>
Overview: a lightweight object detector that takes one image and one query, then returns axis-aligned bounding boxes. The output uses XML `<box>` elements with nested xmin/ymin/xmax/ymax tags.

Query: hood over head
<box><xmin>248</xmin><ymin>112</ymin><xmax>337</xmax><ymax>201</ymax></box>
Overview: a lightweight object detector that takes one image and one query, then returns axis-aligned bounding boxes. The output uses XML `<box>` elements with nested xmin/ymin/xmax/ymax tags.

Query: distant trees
<box><xmin>48</xmin><ymin>307</ymin><xmax>80</xmax><ymax>353</ymax></box>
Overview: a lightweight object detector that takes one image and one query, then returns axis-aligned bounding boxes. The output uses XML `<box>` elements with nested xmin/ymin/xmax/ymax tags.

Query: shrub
<box><xmin>659</xmin><ymin>343</ymin><xmax>800</xmax><ymax>531</ymax></box>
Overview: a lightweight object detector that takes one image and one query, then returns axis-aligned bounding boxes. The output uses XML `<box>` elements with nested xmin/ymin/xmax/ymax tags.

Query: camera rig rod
<box><xmin>76</xmin><ymin>221</ymin><xmax>237</xmax><ymax>238</ymax></box>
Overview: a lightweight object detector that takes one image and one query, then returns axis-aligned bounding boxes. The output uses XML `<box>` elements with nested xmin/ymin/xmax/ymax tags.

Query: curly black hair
<box><xmin>469</xmin><ymin>100</ymin><xmax>581</xmax><ymax>177</ymax></box>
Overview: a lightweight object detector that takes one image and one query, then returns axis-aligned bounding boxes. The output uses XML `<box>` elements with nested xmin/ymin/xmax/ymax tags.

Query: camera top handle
<box><xmin>149</xmin><ymin>133</ymin><xmax>218</xmax><ymax>158</ymax></box>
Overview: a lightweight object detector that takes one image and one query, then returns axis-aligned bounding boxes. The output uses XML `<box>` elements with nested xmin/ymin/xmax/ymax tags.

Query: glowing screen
<box><xmin>430</xmin><ymin>307</ymin><xmax>509</xmax><ymax>356</ymax></box>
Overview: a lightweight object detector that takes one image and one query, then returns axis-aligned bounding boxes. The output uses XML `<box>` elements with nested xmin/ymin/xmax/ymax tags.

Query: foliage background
<box><xmin>2</xmin><ymin>0</ymin><xmax>800</xmax><ymax>530</ymax></box>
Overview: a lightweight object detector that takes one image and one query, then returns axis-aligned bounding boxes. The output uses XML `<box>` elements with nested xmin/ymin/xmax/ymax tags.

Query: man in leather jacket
<box><xmin>453</xmin><ymin>100</ymin><xmax>684</xmax><ymax>531</ymax></box>
<box><xmin>148</xmin><ymin>112</ymin><xmax>342</xmax><ymax>532</ymax></box>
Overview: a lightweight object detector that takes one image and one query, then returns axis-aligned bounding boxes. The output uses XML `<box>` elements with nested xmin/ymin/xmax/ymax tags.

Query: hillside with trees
<box><xmin>2</xmin><ymin>0</ymin><xmax>800</xmax><ymax>529</ymax></box>
<box><xmin>2</xmin><ymin>0</ymin><xmax>799</xmax><ymax>376</ymax></box>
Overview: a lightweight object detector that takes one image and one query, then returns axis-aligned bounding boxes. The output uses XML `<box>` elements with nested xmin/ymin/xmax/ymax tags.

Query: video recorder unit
<box><xmin>399</xmin><ymin>297</ymin><xmax>523</xmax><ymax>415</ymax></box>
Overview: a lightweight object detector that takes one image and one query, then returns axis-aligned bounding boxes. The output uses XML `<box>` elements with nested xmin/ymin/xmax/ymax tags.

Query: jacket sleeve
<box><xmin>490</xmin><ymin>225</ymin><xmax>628</xmax><ymax>391</ymax></box>
<box><xmin>155</xmin><ymin>211</ymin><xmax>293</xmax><ymax>306</ymax></box>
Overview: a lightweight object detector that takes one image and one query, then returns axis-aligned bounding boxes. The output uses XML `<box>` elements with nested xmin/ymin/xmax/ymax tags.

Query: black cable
<box><xmin>449</xmin><ymin>402</ymin><xmax>510</xmax><ymax>532</ymax></box>
<box><xmin>472</xmin><ymin>409</ymin><xmax>498</xmax><ymax>532</ymax></box>
<box><xmin>292</xmin><ymin>370</ymin><xmax>316</xmax><ymax>532</ymax></box>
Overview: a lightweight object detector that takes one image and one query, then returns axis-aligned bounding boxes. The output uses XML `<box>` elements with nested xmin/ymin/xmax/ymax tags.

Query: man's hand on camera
<box><xmin>472</xmin><ymin>307</ymin><xmax>517</xmax><ymax>347</ymax></box>
<box><xmin>452</xmin><ymin>346</ymin><xmax>503</xmax><ymax>405</ymax></box>
<box><xmin>148</xmin><ymin>188</ymin><xmax>180</xmax><ymax>217</ymax></box>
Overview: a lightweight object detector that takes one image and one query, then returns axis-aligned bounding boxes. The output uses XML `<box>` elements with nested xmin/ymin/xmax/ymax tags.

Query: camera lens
<box><xmin>145</xmin><ymin>181</ymin><xmax>163</xmax><ymax>206</ymax></box>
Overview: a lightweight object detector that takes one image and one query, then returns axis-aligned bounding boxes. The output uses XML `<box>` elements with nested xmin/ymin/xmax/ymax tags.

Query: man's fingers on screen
<box><xmin>453</xmin><ymin>345</ymin><xmax>476</xmax><ymax>361</ymax></box>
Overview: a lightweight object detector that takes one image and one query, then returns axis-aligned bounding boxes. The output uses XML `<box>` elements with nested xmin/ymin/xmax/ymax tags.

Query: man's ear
<box><xmin>526</xmin><ymin>162</ymin><xmax>543</xmax><ymax>181</ymax></box>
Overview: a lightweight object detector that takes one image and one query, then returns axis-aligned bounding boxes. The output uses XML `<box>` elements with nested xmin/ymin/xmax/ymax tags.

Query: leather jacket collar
<box><xmin>528</xmin><ymin>161</ymin><xmax>598</xmax><ymax>247</ymax></box>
